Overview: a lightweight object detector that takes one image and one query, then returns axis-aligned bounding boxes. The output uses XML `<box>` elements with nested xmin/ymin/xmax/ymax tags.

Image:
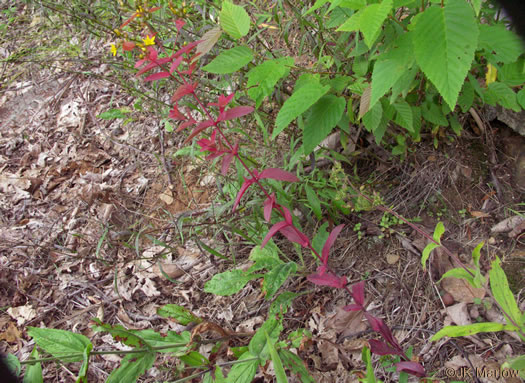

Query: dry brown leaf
<box><xmin>0</xmin><ymin>322</ymin><xmax>22</xmax><ymax>343</ymax></box>
<box><xmin>470</xmin><ymin>210</ymin><xmax>491</xmax><ymax>218</ymax></box>
<box><xmin>491</xmin><ymin>215</ymin><xmax>525</xmax><ymax>233</ymax></box>
<box><xmin>317</xmin><ymin>339</ymin><xmax>339</xmax><ymax>370</ymax></box>
<box><xmin>325</xmin><ymin>307</ymin><xmax>367</xmax><ymax>339</ymax></box>
<box><xmin>442</xmin><ymin>276</ymin><xmax>485</xmax><ymax>303</ymax></box>
<box><xmin>386</xmin><ymin>253</ymin><xmax>400</xmax><ymax>264</ymax></box>
<box><xmin>7</xmin><ymin>304</ymin><xmax>36</xmax><ymax>326</ymax></box>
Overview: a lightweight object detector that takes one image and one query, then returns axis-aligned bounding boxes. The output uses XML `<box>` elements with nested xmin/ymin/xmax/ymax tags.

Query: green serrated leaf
<box><xmin>478</xmin><ymin>24</ymin><xmax>523</xmax><ymax>64</ymax></box>
<box><xmin>499</xmin><ymin>59</ymin><xmax>525</xmax><ymax>87</ymax></box>
<box><xmin>202</xmin><ymin>46</ymin><xmax>253</xmax><ymax>74</ymax></box>
<box><xmin>220</xmin><ymin>2</ymin><xmax>250</xmax><ymax>39</ymax></box>
<box><xmin>422</xmin><ymin>102</ymin><xmax>449</xmax><ymax>127</ymax></box>
<box><xmin>263</xmin><ymin>262</ymin><xmax>297</xmax><ymax>300</ymax></box>
<box><xmin>471</xmin><ymin>0</ymin><xmax>481</xmax><ymax>16</ymax></box>
<box><xmin>358</xmin><ymin>0</ymin><xmax>393</xmax><ymax>48</ymax></box>
<box><xmin>305</xmin><ymin>0</ymin><xmax>330</xmax><ymax>15</ymax></box>
<box><xmin>486</xmin><ymin>82</ymin><xmax>521</xmax><ymax>112</ymax></box>
<box><xmin>106</xmin><ymin>352</ymin><xmax>155</xmax><ymax>383</ymax></box>
<box><xmin>279</xmin><ymin>349</ymin><xmax>315</xmax><ymax>383</ymax></box>
<box><xmin>431</xmin><ymin>322</ymin><xmax>516</xmax><ymax>342</ymax></box>
<box><xmin>204</xmin><ymin>269</ymin><xmax>259</xmax><ymax>296</ymax></box>
<box><xmin>273</xmin><ymin>81</ymin><xmax>330</xmax><ymax>139</ymax></box>
<box><xmin>393</xmin><ymin>99</ymin><xmax>413</xmax><ymax>133</ymax></box>
<box><xmin>439</xmin><ymin>267</ymin><xmax>476</xmax><ymax>286</ymax></box>
<box><xmin>412</xmin><ymin>0</ymin><xmax>479</xmax><ymax>110</ymax></box>
<box><xmin>156</xmin><ymin>304</ymin><xmax>202</xmax><ymax>325</ymax></box>
<box><xmin>23</xmin><ymin>347</ymin><xmax>43</xmax><ymax>383</ymax></box>
<box><xmin>27</xmin><ymin>327</ymin><xmax>92</xmax><ymax>362</ymax></box>
<box><xmin>303</xmin><ymin>95</ymin><xmax>346</xmax><ymax>155</ymax></box>
<box><xmin>247</xmin><ymin>57</ymin><xmax>294</xmax><ymax>108</ymax></box>
<box><xmin>490</xmin><ymin>257</ymin><xmax>523</xmax><ymax>327</ymax></box>
<box><xmin>458</xmin><ymin>79</ymin><xmax>475</xmax><ymax>113</ymax></box>
<box><xmin>448</xmin><ymin>114</ymin><xmax>462</xmax><ymax>136</ymax></box>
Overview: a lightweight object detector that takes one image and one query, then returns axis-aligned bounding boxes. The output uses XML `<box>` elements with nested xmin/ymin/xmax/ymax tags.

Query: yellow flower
<box><xmin>486</xmin><ymin>63</ymin><xmax>497</xmax><ymax>86</ymax></box>
<box><xmin>143</xmin><ymin>35</ymin><xmax>155</xmax><ymax>46</ymax></box>
<box><xmin>110</xmin><ymin>43</ymin><xmax>117</xmax><ymax>56</ymax></box>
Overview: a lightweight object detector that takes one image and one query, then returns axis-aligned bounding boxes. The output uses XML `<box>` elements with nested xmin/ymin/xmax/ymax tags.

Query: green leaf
<box><xmin>498</xmin><ymin>59</ymin><xmax>525</xmax><ymax>87</ymax></box>
<box><xmin>478</xmin><ymin>24</ymin><xmax>523</xmax><ymax>64</ymax></box>
<box><xmin>370</xmin><ymin>32</ymin><xmax>414</xmax><ymax>109</ymax></box>
<box><xmin>448</xmin><ymin>114</ymin><xmax>462</xmax><ymax>136</ymax></box>
<box><xmin>247</xmin><ymin>57</ymin><xmax>294</xmax><ymax>108</ymax></box>
<box><xmin>393</xmin><ymin>99</ymin><xmax>413</xmax><ymax>133</ymax></box>
<box><xmin>358</xmin><ymin>0</ymin><xmax>393</xmax><ymax>48</ymax></box>
<box><xmin>97</xmin><ymin>108</ymin><xmax>130</xmax><ymax>120</ymax></box>
<box><xmin>220</xmin><ymin>2</ymin><xmax>250</xmax><ymax>39</ymax></box>
<box><xmin>226</xmin><ymin>352</ymin><xmax>259</xmax><ymax>383</ymax></box>
<box><xmin>303</xmin><ymin>95</ymin><xmax>346</xmax><ymax>155</ymax></box>
<box><xmin>279</xmin><ymin>349</ymin><xmax>315</xmax><ymax>383</ymax></box>
<box><xmin>92</xmin><ymin>319</ymin><xmax>149</xmax><ymax>349</ymax></box>
<box><xmin>422</xmin><ymin>102</ymin><xmax>449</xmax><ymax>127</ymax></box>
<box><xmin>202</xmin><ymin>46</ymin><xmax>253</xmax><ymax>74</ymax></box>
<box><xmin>412</xmin><ymin>0</ymin><xmax>479</xmax><ymax>110</ymax></box>
<box><xmin>265</xmin><ymin>331</ymin><xmax>288</xmax><ymax>383</ymax></box>
<box><xmin>305</xmin><ymin>185</ymin><xmax>322</xmax><ymax>219</ymax></box>
<box><xmin>106</xmin><ymin>352</ymin><xmax>155</xmax><ymax>383</ymax></box>
<box><xmin>204</xmin><ymin>269</ymin><xmax>259</xmax><ymax>296</ymax></box>
<box><xmin>439</xmin><ymin>267</ymin><xmax>476</xmax><ymax>286</ymax></box>
<box><xmin>180</xmin><ymin>351</ymin><xmax>209</xmax><ymax>367</ymax></box>
<box><xmin>263</xmin><ymin>262</ymin><xmax>297</xmax><ymax>300</ymax></box>
<box><xmin>249</xmin><ymin>243</ymin><xmax>282</xmax><ymax>272</ymax></box>
<box><xmin>518</xmin><ymin>88</ymin><xmax>525</xmax><ymax>109</ymax></box>
<box><xmin>421</xmin><ymin>243</ymin><xmax>439</xmax><ymax>270</ymax></box>
<box><xmin>433</xmin><ymin>222</ymin><xmax>445</xmax><ymax>242</ymax></box>
<box><xmin>390</xmin><ymin>65</ymin><xmax>418</xmax><ymax>104</ymax></box>
<box><xmin>76</xmin><ymin>343</ymin><xmax>92</xmax><ymax>383</ymax></box>
<box><xmin>486</xmin><ymin>83</ymin><xmax>521</xmax><ymax>112</ymax></box>
<box><xmin>490</xmin><ymin>257</ymin><xmax>523</xmax><ymax>327</ymax></box>
<box><xmin>471</xmin><ymin>0</ymin><xmax>481</xmax><ymax>16</ymax></box>
<box><xmin>269</xmin><ymin>292</ymin><xmax>300</xmax><ymax>315</ymax></box>
<box><xmin>362</xmin><ymin>346</ymin><xmax>377</xmax><ymax>383</ymax></box>
<box><xmin>431</xmin><ymin>322</ymin><xmax>516</xmax><ymax>341</ymax></box>
<box><xmin>249</xmin><ymin>317</ymin><xmax>283</xmax><ymax>360</ymax></box>
<box><xmin>5</xmin><ymin>354</ymin><xmax>20</xmax><ymax>378</ymax></box>
<box><xmin>457</xmin><ymin>79</ymin><xmax>475</xmax><ymax>113</ymax></box>
<box><xmin>273</xmin><ymin>80</ymin><xmax>330</xmax><ymax>139</ymax></box>
<box><xmin>156</xmin><ymin>304</ymin><xmax>202</xmax><ymax>325</ymax></box>
<box><xmin>305</xmin><ymin>0</ymin><xmax>330</xmax><ymax>15</ymax></box>
<box><xmin>23</xmin><ymin>348</ymin><xmax>43</xmax><ymax>383</ymax></box>
<box><xmin>472</xmin><ymin>241</ymin><xmax>483</xmax><ymax>267</ymax></box>
<box><xmin>509</xmin><ymin>355</ymin><xmax>525</xmax><ymax>371</ymax></box>
<box><xmin>336</xmin><ymin>9</ymin><xmax>361</xmax><ymax>32</ymax></box>
<box><xmin>27</xmin><ymin>327</ymin><xmax>92</xmax><ymax>362</ymax></box>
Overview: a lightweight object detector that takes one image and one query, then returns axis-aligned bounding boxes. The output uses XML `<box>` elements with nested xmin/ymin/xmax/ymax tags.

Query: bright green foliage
<box><xmin>412</xmin><ymin>0</ymin><xmax>479</xmax><ymax>111</ymax></box>
<box><xmin>220</xmin><ymin>1</ymin><xmax>251</xmax><ymax>39</ymax></box>
<box><xmin>273</xmin><ymin>77</ymin><xmax>330</xmax><ymax>139</ymax></box>
<box><xmin>265</xmin><ymin>331</ymin><xmax>288</xmax><ymax>383</ymax></box>
<box><xmin>393</xmin><ymin>99</ymin><xmax>414</xmax><ymax>134</ymax></box>
<box><xmin>247</xmin><ymin>57</ymin><xmax>294</xmax><ymax>108</ymax></box>
<box><xmin>478</xmin><ymin>24</ymin><xmax>523</xmax><ymax>64</ymax></box>
<box><xmin>518</xmin><ymin>89</ymin><xmax>525</xmax><ymax>109</ymax></box>
<box><xmin>156</xmin><ymin>304</ymin><xmax>202</xmax><ymax>325</ymax></box>
<box><xmin>249</xmin><ymin>317</ymin><xmax>283</xmax><ymax>360</ymax></box>
<box><xmin>204</xmin><ymin>269</ymin><xmax>259</xmax><ymax>296</ymax></box>
<box><xmin>431</xmin><ymin>322</ymin><xmax>517</xmax><ymax>341</ymax></box>
<box><xmin>23</xmin><ymin>348</ymin><xmax>42</xmax><ymax>383</ymax></box>
<box><xmin>106</xmin><ymin>352</ymin><xmax>156</xmax><ymax>383</ymax></box>
<box><xmin>303</xmin><ymin>95</ymin><xmax>346</xmax><ymax>155</ymax></box>
<box><xmin>279</xmin><ymin>349</ymin><xmax>315</xmax><ymax>383</ymax></box>
<box><xmin>202</xmin><ymin>46</ymin><xmax>253</xmax><ymax>74</ymax></box>
<box><xmin>490</xmin><ymin>257</ymin><xmax>524</xmax><ymax>328</ymax></box>
<box><xmin>263</xmin><ymin>262</ymin><xmax>297</xmax><ymax>300</ymax></box>
<box><xmin>485</xmin><ymin>82</ymin><xmax>521</xmax><ymax>112</ymax></box>
<box><xmin>226</xmin><ymin>352</ymin><xmax>259</xmax><ymax>382</ymax></box>
<box><xmin>27</xmin><ymin>327</ymin><xmax>92</xmax><ymax>362</ymax></box>
<box><xmin>305</xmin><ymin>184</ymin><xmax>322</xmax><ymax>218</ymax></box>
<box><xmin>421</xmin><ymin>222</ymin><xmax>444</xmax><ymax>270</ymax></box>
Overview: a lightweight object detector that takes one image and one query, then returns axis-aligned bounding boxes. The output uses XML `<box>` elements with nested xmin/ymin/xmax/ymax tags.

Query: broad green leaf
<box><xmin>370</xmin><ymin>32</ymin><xmax>414</xmax><ymax>109</ymax></box>
<box><xmin>421</xmin><ymin>242</ymin><xmax>439</xmax><ymax>270</ymax></box>
<box><xmin>27</xmin><ymin>327</ymin><xmax>92</xmax><ymax>362</ymax></box>
<box><xmin>433</xmin><ymin>222</ymin><xmax>445</xmax><ymax>243</ymax></box>
<box><xmin>265</xmin><ymin>331</ymin><xmax>288</xmax><ymax>383</ymax></box>
<box><xmin>358</xmin><ymin>0</ymin><xmax>393</xmax><ymax>48</ymax></box>
<box><xmin>204</xmin><ymin>270</ymin><xmax>259</xmax><ymax>296</ymax></box>
<box><xmin>305</xmin><ymin>185</ymin><xmax>322</xmax><ymax>219</ymax></box>
<box><xmin>220</xmin><ymin>2</ymin><xmax>250</xmax><ymax>39</ymax></box>
<box><xmin>457</xmin><ymin>79</ymin><xmax>475</xmax><ymax>112</ymax></box>
<box><xmin>431</xmin><ymin>322</ymin><xmax>516</xmax><ymax>341</ymax></box>
<box><xmin>311</xmin><ymin>222</ymin><xmax>329</xmax><ymax>256</ymax></box>
<box><xmin>498</xmin><ymin>59</ymin><xmax>525</xmax><ymax>87</ymax></box>
<box><xmin>263</xmin><ymin>262</ymin><xmax>297</xmax><ymax>300</ymax></box>
<box><xmin>471</xmin><ymin>0</ymin><xmax>481</xmax><ymax>16</ymax></box>
<box><xmin>24</xmin><ymin>348</ymin><xmax>43</xmax><ymax>383</ymax></box>
<box><xmin>226</xmin><ymin>352</ymin><xmax>259</xmax><ymax>383</ymax></box>
<box><xmin>422</xmin><ymin>102</ymin><xmax>449</xmax><ymax>127</ymax></box>
<box><xmin>390</xmin><ymin>65</ymin><xmax>418</xmax><ymax>104</ymax></box>
<box><xmin>157</xmin><ymin>304</ymin><xmax>202</xmax><ymax>325</ymax></box>
<box><xmin>269</xmin><ymin>291</ymin><xmax>300</xmax><ymax>315</ymax></box>
<box><xmin>303</xmin><ymin>95</ymin><xmax>346</xmax><ymax>155</ymax></box>
<box><xmin>180</xmin><ymin>351</ymin><xmax>209</xmax><ymax>367</ymax></box>
<box><xmin>106</xmin><ymin>352</ymin><xmax>155</xmax><ymax>383</ymax></box>
<box><xmin>247</xmin><ymin>57</ymin><xmax>294</xmax><ymax>108</ymax></box>
<box><xmin>509</xmin><ymin>355</ymin><xmax>525</xmax><ymax>371</ymax></box>
<box><xmin>448</xmin><ymin>114</ymin><xmax>462</xmax><ymax>136</ymax></box>
<box><xmin>326</xmin><ymin>7</ymin><xmax>354</xmax><ymax>29</ymax></box>
<box><xmin>279</xmin><ymin>349</ymin><xmax>315</xmax><ymax>383</ymax></box>
<box><xmin>336</xmin><ymin>9</ymin><xmax>362</xmax><ymax>32</ymax></box>
<box><xmin>202</xmin><ymin>46</ymin><xmax>253</xmax><ymax>74</ymax></box>
<box><xmin>393</xmin><ymin>99</ymin><xmax>413</xmax><ymax>133</ymax></box>
<box><xmin>439</xmin><ymin>267</ymin><xmax>476</xmax><ymax>287</ymax></box>
<box><xmin>518</xmin><ymin>88</ymin><xmax>525</xmax><ymax>109</ymax></box>
<box><xmin>486</xmin><ymin>83</ymin><xmax>521</xmax><ymax>112</ymax></box>
<box><xmin>249</xmin><ymin>317</ymin><xmax>283</xmax><ymax>360</ymax></box>
<box><xmin>412</xmin><ymin>0</ymin><xmax>479</xmax><ymax>110</ymax></box>
<box><xmin>362</xmin><ymin>101</ymin><xmax>385</xmax><ymax>144</ymax></box>
<box><xmin>490</xmin><ymin>257</ymin><xmax>523</xmax><ymax>327</ymax></box>
<box><xmin>478</xmin><ymin>24</ymin><xmax>523</xmax><ymax>64</ymax></box>
<box><xmin>92</xmin><ymin>319</ymin><xmax>149</xmax><ymax>349</ymax></box>
<box><xmin>273</xmin><ymin>81</ymin><xmax>330</xmax><ymax>139</ymax></box>
<box><xmin>97</xmin><ymin>108</ymin><xmax>130</xmax><ymax>120</ymax></box>
<box><xmin>337</xmin><ymin>0</ymin><xmax>367</xmax><ymax>10</ymax></box>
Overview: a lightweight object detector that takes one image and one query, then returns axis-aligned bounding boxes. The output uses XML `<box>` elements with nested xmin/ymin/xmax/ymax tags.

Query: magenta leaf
<box><xmin>281</xmin><ymin>205</ymin><xmax>293</xmax><ymax>225</ymax></box>
<box><xmin>169</xmin><ymin>104</ymin><xmax>187</xmax><ymax>121</ymax></box>
<box><xmin>175</xmin><ymin>19</ymin><xmax>186</xmax><ymax>32</ymax></box>
<box><xmin>307</xmin><ymin>267</ymin><xmax>347</xmax><ymax>288</ymax></box>
<box><xmin>173</xmin><ymin>40</ymin><xmax>202</xmax><ymax>59</ymax></box>
<box><xmin>221</xmin><ymin>153</ymin><xmax>235</xmax><ymax>175</ymax></box>
<box><xmin>321</xmin><ymin>224</ymin><xmax>345</xmax><ymax>264</ymax></box>
<box><xmin>218</xmin><ymin>106</ymin><xmax>254</xmax><ymax>121</ymax></box>
<box><xmin>368</xmin><ymin>340</ymin><xmax>403</xmax><ymax>356</ymax></box>
<box><xmin>184</xmin><ymin>119</ymin><xmax>216</xmax><ymax>144</ymax></box>
<box><xmin>175</xmin><ymin>118</ymin><xmax>196</xmax><ymax>133</ymax></box>
<box><xmin>364</xmin><ymin>313</ymin><xmax>402</xmax><ymax>353</ymax></box>
<box><xmin>144</xmin><ymin>71</ymin><xmax>170</xmax><ymax>82</ymax></box>
<box><xmin>280</xmin><ymin>226</ymin><xmax>310</xmax><ymax>248</ymax></box>
<box><xmin>170</xmin><ymin>56</ymin><xmax>184</xmax><ymax>74</ymax></box>
<box><xmin>261</xmin><ymin>221</ymin><xmax>289</xmax><ymax>248</ymax></box>
<box><xmin>197</xmin><ymin>129</ymin><xmax>217</xmax><ymax>151</ymax></box>
<box><xmin>343</xmin><ymin>304</ymin><xmax>362</xmax><ymax>312</ymax></box>
<box><xmin>172</xmin><ymin>82</ymin><xmax>197</xmax><ymax>103</ymax></box>
<box><xmin>351</xmin><ymin>280</ymin><xmax>365</xmax><ymax>307</ymax></box>
<box><xmin>263</xmin><ymin>193</ymin><xmax>276</xmax><ymax>222</ymax></box>
<box><xmin>232</xmin><ymin>177</ymin><xmax>256</xmax><ymax>212</ymax></box>
<box><xmin>259</xmin><ymin>168</ymin><xmax>299</xmax><ymax>182</ymax></box>
<box><xmin>395</xmin><ymin>362</ymin><xmax>426</xmax><ymax>377</ymax></box>
<box><xmin>136</xmin><ymin>61</ymin><xmax>158</xmax><ymax>76</ymax></box>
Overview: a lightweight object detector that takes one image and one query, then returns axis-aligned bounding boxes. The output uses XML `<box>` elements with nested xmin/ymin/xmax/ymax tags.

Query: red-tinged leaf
<box><xmin>169</xmin><ymin>105</ymin><xmax>187</xmax><ymax>121</ymax></box>
<box><xmin>170</xmin><ymin>56</ymin><xmax>184</xmax><ymax>74</ymax></box>
<box><xmin>172</xmin><ymin>83</ymin><xmax>197</xmax><ymax>103</ymax></box>
<box><xmin>396</xmin><ymin>362</ymin><xmax>426</xmax><ymax>377</ymax></box>
<box><xmin>261</xmin><ymin>221</ymin><xmax>289</xmax><ymax>248</ymax></box>
<box><xmin>148</xmin><ymin>6</ymin><xmax>160</xmax><ymax>12</ymax></box>
<box><xmin>173</xmin><ymin>40</ymin><xmax>203</xmax><ymax>59</ymax></box>
<box><xmin>351</xmin><ymin>280</ymin><xmax>365</xmax><ymax>307</ymax></box>
<box><xmin>136</xmin><ymin>62</ymin><xmax>158</xmax><ymax>76</ymax></box>
<box><xmin>175</xmin><ymin>19</ymin><xmax>186</xmax><ymax>32</ymax></box>
<box><xmin>175</xmin><ymin>118</ymin><xmax>196</xmax><ymax>132</ymax></box>
<box><xmin>264</xmin><ymin>193</ymin><xmax>276</xmax><ymax>222</ymax></box>
<box><xmin>280</xmin><ymin>226</ymin><xmax>310</xmax><ymax>248</ymax></box>
<box><xmin>221</xmin><ymin>153</ymin><xmax>235</xmax><ymax>176</ymax></box>
<box><xmin>120</xmin><ymin>13</ymin><xmax>138</xmax><ymax>28</ymax></box>
<box><xmin>259</xmin><ymin>168</ymin><xmax>299</xmax><ymax>182</ymax></box>
<box><xmin>364</xmin><ymin>313</ymin><xmax>402</xmax><ymax>353</ymax></box>
<box><xmin>183</xmin><ymin>120</ymin><xmax>215</xmax><ymax>144</ymax></box>
<box><xmin>197</xmin><ymin>129</ymin><xmax>217</xmax><ymax>151</ymax></box>
<box><xmin>146</xmin><ymin>46</ymin><xmax>158</xmax><ymax>61</ymax></box>
<box><xmin>180</xmin><ymin>61</ymin><xmax>198</xmax><ymax>75</ymax></box>
<box><xmin>135</xmin><ymin>57</ymin><xmax>147</xmax><ymax>69</ymax></box>
<box><xmin>232</xmin><ymin>177</ymin><xmax>256</xmax><ymax>212</ymax></box>
<box><xmin>343</xmin><ymin>304</ymin><xmax>363</xmax><ymax>312</ymax></box>
<box><xmin>218</xmin><ymin>106</ymin><xmax>254</xmax><ymax>121</ymax></box>
<box><xmin>122</xmin><ymin>41</ymin><xmax>136</xmax><ymax>51</ymax></box>
<box><xmin>321</xmin><ymin>224</ymin><xmax>345</xmax><ymax>264</ymax></box>
<box><xmin>281</xmin><ymin>206</ymin><xmax>293</xmax><ymax>225</ymax></box>
<box><xmin>369</xmin><ymin>340</ymin><xmax>402</xmax><ymax>356</ymax></box>
<box><xmin>307</xmin><ymin>270</ymin><xmax>347</xmax><ymax>288</ymax></box>
<box><xmin>209</xmin><ymin>94</ymin><xmax>235</xmax><ymax>111</ymax></box>
<box><xmin>144</xmin><ymin>71</ymin><xmax>170</xmax><ymax>82</ymax></box>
